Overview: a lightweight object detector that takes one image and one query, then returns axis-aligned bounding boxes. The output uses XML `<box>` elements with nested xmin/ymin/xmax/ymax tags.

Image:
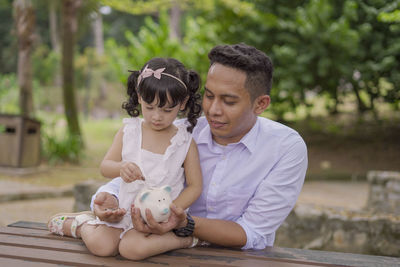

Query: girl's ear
<box><xmin>179</xmin><ymin>96</ymin><xmax>189</xmax><ymax>111</ymax></box>
<box><xmin>253</xmin><ymin>95</ymin><xmax>270</xmax><ymax>115</ymax></box>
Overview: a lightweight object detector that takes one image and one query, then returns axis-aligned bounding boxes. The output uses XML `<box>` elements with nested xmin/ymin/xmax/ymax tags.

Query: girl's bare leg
<box><xmin>80</xmin><ymin>224</ymin><xmax>123</xmax><ymax>257</ymax></box>
<box><xmin>61</xmin><ymin>218</ymin><xmax>122</xmax><ymax>256</ymax></box>
<box><xmin>119</xmin><ymin>229</ymin><xmax>193</xmax><ymax>261</ymax></box>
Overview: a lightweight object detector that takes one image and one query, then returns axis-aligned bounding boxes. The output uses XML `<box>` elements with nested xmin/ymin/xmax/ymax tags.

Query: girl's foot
<box><xmin>48</xmin><ymin>211</ymin><xmax>95</xmax><ymax>238</ymax></box>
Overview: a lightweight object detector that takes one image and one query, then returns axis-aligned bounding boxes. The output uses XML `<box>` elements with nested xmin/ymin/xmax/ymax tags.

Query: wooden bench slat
<box><xmin>1</xmin><ymin>225</ymin><xmax>327</xmax><ymax>266</ymax></box>
<box><xmin>266</xmin><ymin>247</ymin><xmax>400</xmax><ymax>267</ymax></box>
<box><xmin>1</xmin><ymin>226</ymin><xmax>314</xmax><ymax>266</ymax></box>
<box><xmin>0</xmin><ymin>244</ymin><xmax>175</xmax><ymax>267</ymax></box>
<box><xmin>0</xmin><ymin>257</ymin><xmax>62</xmax><ymax>267</ymax></box>
<box><xmin>0</xmin><ymin>225</ymin><xmax>82</xmax><ymax>242</ymax></box>
<box><xmin>164</xmin><ymin>249</ymin><xmax>318</xmax><ymax>267</ymax></box>
<box><xmin>169</xmin><ymin>248</ymin><xmax>337</xmax><ymax>267</ymax></box>
<box><xmin>0</xmin><ymin>242</ymin><xmax>298</xmax><ymax>267</ymax></box>
<box><xmin>0</xmin><ymin>234</ymin><xmax>90</xmax><ymax>254</ymax></box>
<box><xmin>8</xmin><ymin>221</ymin><xmax>47</xmax><ymax>231</ymax></box>
<box><xmin>0</xmin><ymin>237</ymin><xmax>315</xmax><ymax>267</ymax></box>
<box><xmin>3</xmin><ymin>222</ymin><xmax>400</xmax><ymax>267</ymax></box>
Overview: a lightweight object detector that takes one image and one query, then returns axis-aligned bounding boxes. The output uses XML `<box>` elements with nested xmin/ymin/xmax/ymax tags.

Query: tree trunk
<box><xmin>13</xmin><ymin>0</ymin><xmax>35</xmax><ymax>117</ymax></box>
<box><xmin>352</xmin><ymin>82</ymin><xmax>368</xmax><ymax>113</ymax></box>
<box><xmin>92</xmin><ymin>11</ymin><xmax>106</xmax><ymax>101</ymax></box>
<box><xmin>61</xmin><ymin>0</ymin><xmax>82</xmax><ymax>140</ymax></box>
<box><xmin>93</xmin><ymin>12</ymin><xmax>104</xmax><ymax>55</ymax></box>
<box><xmin>49</xmin><ymin>0</ymin><xmax>62</xmax><ymax>88</ymax></box>
<box><xmin>169</xmin><ymin>1</ymin><xmax>181</xmax><ymax>41</ymax></box>
<box><xmin>49</xmin><ymin>0</ymin><xmax>60</xmax><ymax>53</ymax></box>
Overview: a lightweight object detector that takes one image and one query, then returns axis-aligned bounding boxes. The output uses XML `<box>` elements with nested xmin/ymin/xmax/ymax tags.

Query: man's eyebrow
<box><xmin>204</xmin><ymin>87</ymin><xmax>239</xmax><ymax>99</ymax></box>
<box><xmin>222</xmin><ymin>94</ymin><xmax>240</xmax><ymax>99</ymax></box>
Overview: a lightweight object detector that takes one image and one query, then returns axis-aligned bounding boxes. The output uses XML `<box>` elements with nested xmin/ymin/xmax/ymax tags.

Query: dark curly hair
<box><xmin>122</xmin><ymin>58</ymin><xmax>202</xmax><ymax>133</ymax></box>
<box><xmin>208</xmin><ymin>43</ymin><xmax>273</xmax><ymax>101</ymax></box>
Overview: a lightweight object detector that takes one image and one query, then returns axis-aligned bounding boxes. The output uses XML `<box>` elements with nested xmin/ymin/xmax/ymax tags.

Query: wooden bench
<box><xmin>0</xmin><ymin>221</ymin><xmax>399</xmax><ymax>266</ymax></box>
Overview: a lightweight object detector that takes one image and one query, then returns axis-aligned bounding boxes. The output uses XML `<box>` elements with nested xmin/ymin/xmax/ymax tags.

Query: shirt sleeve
<box><xmin>236</xmin><ymin>137</ymin><xmax>308</xmax><ymax>249</ymax></box>
<box><xmin>90</xmin><ymin>177</ymin><xmax>122</xmax><ymax>211</ymax></box>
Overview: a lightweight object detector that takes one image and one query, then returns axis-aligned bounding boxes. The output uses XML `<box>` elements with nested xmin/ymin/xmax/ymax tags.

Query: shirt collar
<box><xmin>197</xmin><ymin>118</ymin><xmax>260</xmax><ymax>154</ymax></box>
<box><xmin>197</xmin><ymin>122</ymin><xmax>213</xmax><ymax>145</ymax></box>
<box><xmin>239</xmin><ymin>118</ymin><xmax>259</xmax><ymax>154</ymax></box>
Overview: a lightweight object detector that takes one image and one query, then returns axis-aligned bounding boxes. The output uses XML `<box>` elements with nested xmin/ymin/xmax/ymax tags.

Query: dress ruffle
<box><xmin>122</xmin><ymin>117</ymin><xmax>141</xmax><ymax>136</ymax></box>
<box><xmin>164</xmin><ymin>122</ymin><xmax>191</xmax><ymax>161</ymax></box>
<box><xmin>123</xmin><ymin>117</ymin><xmax>190</xmax><ymax>162</ymax></box>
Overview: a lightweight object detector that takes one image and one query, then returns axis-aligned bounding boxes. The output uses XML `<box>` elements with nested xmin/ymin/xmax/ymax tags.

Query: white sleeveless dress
<box><xmin>89</xmin><ymin>117</ymin><xmax>192</xmax><ymax>237</ymax></box>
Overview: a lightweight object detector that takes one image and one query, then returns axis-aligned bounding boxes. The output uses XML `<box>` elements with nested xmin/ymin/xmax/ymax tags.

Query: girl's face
<box><xmin>139</xmin><ymin>95</ymin><xmax>185</xmax><ymax>131</ymax></box>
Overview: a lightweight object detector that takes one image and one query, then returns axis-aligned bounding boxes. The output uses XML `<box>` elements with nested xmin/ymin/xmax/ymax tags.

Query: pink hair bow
<box><xmin>136</xmin><ymin>64</ymin><xmax>187</xmax><ymax>90</ymax></box>
<box><xmin>140</xmin><ymin>65</ymin><xmax>166</xmax><ymax>80</ymax></box>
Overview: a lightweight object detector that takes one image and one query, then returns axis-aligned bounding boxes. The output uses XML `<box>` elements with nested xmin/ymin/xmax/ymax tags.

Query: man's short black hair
<box><xmin>208</xmin><ymin>43</ymin><xmax>273</xmax><ymax>100</ymax></box>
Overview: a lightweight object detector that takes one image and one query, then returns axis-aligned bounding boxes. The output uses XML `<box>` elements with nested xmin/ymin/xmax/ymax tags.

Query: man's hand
<box><xmin>93</xmin><ymin>192</ymin><xmax>126</xmax><ymax>223</ymax></box>
<box><xmin>130</xmin><ymin>204</ymin><xmax>187</xmax><ymax>235</ymax></box>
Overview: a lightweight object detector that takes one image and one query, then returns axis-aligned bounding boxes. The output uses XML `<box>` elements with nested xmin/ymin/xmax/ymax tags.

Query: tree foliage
<box><xmin>190</xmin><ymin>0</ymin><xmax>399</xmax><ymax>118</ymax></box>
<box><xmin>2</xmin><ymin>0</ymin><xmax>399</xmax><ymax>122</ymax></box>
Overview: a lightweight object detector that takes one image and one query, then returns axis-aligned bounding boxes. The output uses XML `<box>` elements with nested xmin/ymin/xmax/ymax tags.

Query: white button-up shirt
<box><xmin>92</xmin><ymin>116</ymin><xmax>307</xmax><ymax>250</ymax></box>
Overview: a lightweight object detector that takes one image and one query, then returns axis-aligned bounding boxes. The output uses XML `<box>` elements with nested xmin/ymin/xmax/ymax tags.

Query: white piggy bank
<box><xmin>134</xmin><ymin>185</ymin><xmax>173</xmax><ymax>224</ymax></box>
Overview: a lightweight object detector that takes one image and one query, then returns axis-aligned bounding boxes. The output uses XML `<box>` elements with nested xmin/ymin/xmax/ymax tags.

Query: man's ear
<box><xmin>180</xmin><ymin>96</ymin><xmax>189</xmax><ymax>111</ymax></box>
<box><xmin>253</xmin><ymin>95</ymin><xmax>270</xmax><ymax>115</ymax></box>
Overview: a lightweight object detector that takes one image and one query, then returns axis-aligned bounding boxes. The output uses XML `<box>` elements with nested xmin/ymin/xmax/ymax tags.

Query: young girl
<box><xmin>48</xmin><ymin>57</ymin><xmax>203</xmax><ymax>260</ymax></box>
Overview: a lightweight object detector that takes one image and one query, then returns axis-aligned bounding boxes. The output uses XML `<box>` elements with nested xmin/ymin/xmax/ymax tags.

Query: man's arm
<box><xmin>193</xmin><ymin>216</ymin><xmax>246</xmax><ymax>247</ymax></box>
<box><xmin>130</xmin><ymin>204</ymin><xmax>247</xmax><ymax>247</ymax></box>
<box><xmin>235</xmin><ymin>139</ymin><xmax>308</xmax><ymax>249</ymax></box>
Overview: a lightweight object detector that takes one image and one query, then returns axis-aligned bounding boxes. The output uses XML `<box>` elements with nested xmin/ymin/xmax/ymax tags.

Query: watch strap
<box><xmin>173</xmin><ymin>213</ymin><xmax>195</xmax><ymax>237</ymax></box>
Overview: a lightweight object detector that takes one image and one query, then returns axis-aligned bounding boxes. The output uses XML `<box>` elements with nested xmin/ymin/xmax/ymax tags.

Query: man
<box><xmin>91</xmin><ymin>43</ymin><xmax>308</xmax><ymax>250</ymax></box>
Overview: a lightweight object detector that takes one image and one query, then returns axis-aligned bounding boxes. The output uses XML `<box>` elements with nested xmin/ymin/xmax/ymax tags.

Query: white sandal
<box><xmin>47</xmin><ymin>211</ymin><xmax>95</xmax><ymax>238</ymax></box>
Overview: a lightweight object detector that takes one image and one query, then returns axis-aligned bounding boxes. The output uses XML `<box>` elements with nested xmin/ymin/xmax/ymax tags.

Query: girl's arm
<box><xmin>100</xmin><ymin>127</ymin><xmax>145</xmax><ymax>181</ymax></box>
<box><xmin>100</xmin><ymin>127</ymin><xmax>124</xmax><ymax>178</ymax></box>
<box><xmin>173</xmin><ymin>139</ymin><xmax>203</xmax><ymax>210</ymax></box>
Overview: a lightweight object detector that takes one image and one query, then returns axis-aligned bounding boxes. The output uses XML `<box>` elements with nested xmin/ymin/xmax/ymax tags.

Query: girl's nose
<box><xmin>153</xmin><ymin>110</ymin><xmax>162</xmax><ymax>120</ymax></box>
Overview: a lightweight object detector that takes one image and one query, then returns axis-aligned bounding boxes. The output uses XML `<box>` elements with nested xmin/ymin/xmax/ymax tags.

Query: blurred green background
<box><xmin>0</xmin><ymin>0</ymin><xmax>399</xmax><ymax>186</ymax></box>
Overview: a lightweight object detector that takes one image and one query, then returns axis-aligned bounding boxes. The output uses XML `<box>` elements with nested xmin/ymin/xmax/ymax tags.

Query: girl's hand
<box><xmin>120</xmin><ymin>161</ymin><xmax>145</xmax><ymax>183</ymax></box>
<box><xmin>93</xmin><ymin>192</ymin><xmax>126</xmax><ymax>223</ymax></box>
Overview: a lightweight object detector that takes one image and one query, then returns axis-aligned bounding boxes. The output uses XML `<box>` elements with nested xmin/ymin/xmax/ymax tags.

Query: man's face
<box><xmin>203</xmin><ymin>63</ymin><xmax>258</xmax><ymax>145</ymax></box>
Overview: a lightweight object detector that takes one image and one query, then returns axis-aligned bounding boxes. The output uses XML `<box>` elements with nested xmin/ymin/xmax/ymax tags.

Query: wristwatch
<box><xmin>173</xmin><ymin>213</ymin><xmax>195</xmax><ymax>237</ymax></box>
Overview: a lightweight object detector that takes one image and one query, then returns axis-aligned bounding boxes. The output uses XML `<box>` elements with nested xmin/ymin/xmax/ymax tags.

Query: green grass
<box><xmin>81</xmin><ymin>118</ymin><xmax>121</xmax><ymax>167</ymax></box>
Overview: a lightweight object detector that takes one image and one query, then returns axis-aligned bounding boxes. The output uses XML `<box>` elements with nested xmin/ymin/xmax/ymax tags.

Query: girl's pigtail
<box><xmin>185</xmin><ymin>70</ymin><xmax>202</xmax><ymax>133</ymax></box>
<box><xmin>122</xmin><ymin>71</ymin><xmax>141</xmax><ymax>117</ymax></box>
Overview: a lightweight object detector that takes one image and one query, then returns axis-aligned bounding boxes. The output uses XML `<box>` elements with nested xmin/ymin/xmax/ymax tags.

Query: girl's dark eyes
<box><xmin>205</xmin><ymin>94</ymin><xmax>214</xmax><ymax>99</ymax></box>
